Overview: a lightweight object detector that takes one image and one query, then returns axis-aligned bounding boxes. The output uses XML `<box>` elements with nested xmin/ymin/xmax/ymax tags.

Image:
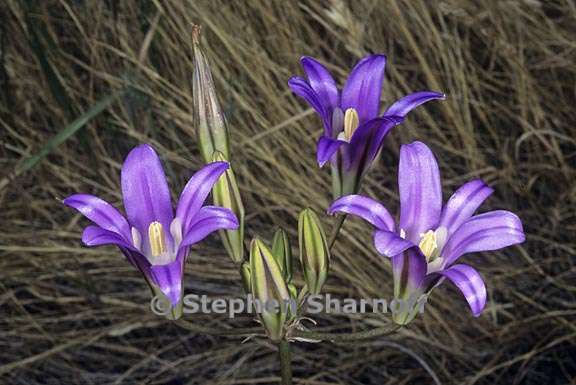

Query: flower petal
<box><xmin>64</xmin><ymin>194</ymin><xmax>131</xmax><ymax>241</ymax></box>
<box><xmin>391</xmin><ymin>246</ymin><xmax>427</xmax><ymax>298</ymax></box>
<box><xmin>374</xmin><ymin>230</ymin><xmax>415</xmax><ymax>258</ymax></box>
<box><xmin>438</xmin><ymin>179</ymin><xmax>494</xmax><ymax>237</ymax></box>
<box><xmin>150</xmin><ymin>252</ymin><xmax>185</xmax><ymax>306</ymax></box>
<box><xmin>301</xmin><ymin>56</ymin><xmax>339</xmax><ymax>112</ymax></box>
<box><xmin>120</xmin><ymin>246</ymin><xmax>153</xmax><ymax>280</ymax></box>
<box><xmin>317</xmin><ymin>136</ymin><xmax>346</xmax><ymax>167</ymax></box>
<box><xmin>288</xmin><ymin>76</ymin><xmax>331</xmax><ymax>133</ymax></box>
<box><xmin>346</xmin><ymin>117</ymin><xmax>395</xmax><ymax>173</ymax></box>
<box><xmin>341</xmin><ymin>54</ymin><xmax>386</xmax><ymax>122</ymax></box>
<box><xmin>81</xmin><ymin>225</ymin><xmax>134</xmax><ymax>249</ymax></box>
<box><xmin>442</xmin><ymin>210</ymin><xmax>525</xmax><ymax>265</ymax></box>
<box><xmin>437</xmin><ymin>264</ymin><xmax>487</xmax><ymax>316</ymax></box>
<box><xmin>81</xmin><ymin>226</ymin><xmax>155</xmax><ymax>289</ymax></box>
<box><xmin>181</xmin><ymin>206</ymin><xmax>239</xmax><ymax>247</ymax></box>
<box><xmin>384</xmin><ymin>91</ymin><xmax>445</xmax><ymax>121</ymax></box>
<box><xmin>175</xmin><ymin>162</ymin><xmax>229</xmax><ymax>233</ymax></box>
<box><xmin>121</xmin><ymin>144</ymin><xmax>174</xmax><ymax>237</ymax></box>
<box><xmin>328</xmin><ymin>194</ymin><xmax>395</xmax><ymax>231</ymax></box>
<box><xmin>399</xmin><ymin>141</ymin><xmax>442</xmax><ymax>243</ymax></box>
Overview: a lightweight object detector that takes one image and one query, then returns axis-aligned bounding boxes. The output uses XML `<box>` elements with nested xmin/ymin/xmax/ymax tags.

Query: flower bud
<box><xmin>240</xmin><ymin>261</ymin><xmax>251</xmax><ymax>292</ymax></box>
<box><xmin>298</xmin><ymin>208</ymin><xmax>330</xmax><ymax>295</ymax></box>
<box><xmin>272</xmin><ymin>228</ymin><xmax>292</xmax><ymax>282</ymax></box>
<box><xmin>250</xmin><ymin>238</ymin><xmax>291</xmax><ymax>342</ymax></box>
<box><xmin>211</xmin><ymin>151</ymin><xmax>245</xmax><ymax>263</ymax></box>
<box><xmin>287</xmin><ymin>283</ymin><xmax>298</xmax><ymax>300</ymax></box>
<box><xmin>192</xmin><ymin>25</ymin><xmax>230</xmax><ymax>162</ymax></box>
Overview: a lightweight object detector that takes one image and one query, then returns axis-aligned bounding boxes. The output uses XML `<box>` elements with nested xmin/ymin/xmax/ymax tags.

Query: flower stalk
<box><xmin>278</xmin><ymin>340</ymin><xmax>293</xmax><ymax>385</ymax></box>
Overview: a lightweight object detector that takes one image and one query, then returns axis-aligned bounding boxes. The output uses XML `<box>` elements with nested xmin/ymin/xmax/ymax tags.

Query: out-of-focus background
<box><xmin>1</xmin><ymin>1</ymin><xmax>575</xmax><ymax>384</ymax></box>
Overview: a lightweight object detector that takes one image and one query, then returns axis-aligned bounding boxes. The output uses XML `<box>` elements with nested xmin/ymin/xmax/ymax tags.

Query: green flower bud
<box><xmin>211</xmin><ymin>151</ymin><xmax>245</xmax><ymax>264</ymax></box>
<box><xmin>298</xmin><ymin>208</ymin><xmax>330</xmax><ymax>295</ymax></box>
<box><xmin>272</xmin><ymin>228</ymin><xmax>292</xmax><ymax>282</ymax></box>
<box><xmin>287</xmin><ymin>283</ymin><xmax>298</xmax><ymax>300</ymax></box>
<box><xmin>250</xmin><ymin>238</ymin><xmax>291</xmax><ymax>342</ymax></box>
<box><xmin>192</xmin><ymin>26</ymin><xmax>230</xmax><ymax>162</ymax></box>
<box><xmin>240</xmin><ymin>261</ymin><xmax>251</xmax><ymax>292</ymax></box>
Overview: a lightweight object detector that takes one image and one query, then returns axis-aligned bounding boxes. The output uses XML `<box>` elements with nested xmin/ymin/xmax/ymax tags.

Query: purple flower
<box><xmin>328</xmin><ymin>141</ymin><xmax>525</xmax><ymax>323</ymax></box>
<box><xmin>64</xmin><ymin>144</ymin><xmax>238</xmax><ymax>307</ymax></box>
<box><xmin>289</xmin><ymin>55</ymin><xmax>444</xmax><ymax>197</ymax></box>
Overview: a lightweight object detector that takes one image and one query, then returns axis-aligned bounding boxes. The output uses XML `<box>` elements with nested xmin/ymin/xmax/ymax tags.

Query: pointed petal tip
<box><xmin>300</xmin><ymin>56</ymin><xmax>318</xmax><ymax>65</ymax></box>
<box><xmin>212</xmin><ymin>160</ymin><xmax>230</xmax><ymax>171</ymax></box>
<box><xmin>287</xmin><ymin>76</ymin><xmax>305</xmax><ymax>88</ymax></box>
<box><xmin>363</xmin><ymin>53</ymin><xmax>387</xmax><ymax>62</ymax></box>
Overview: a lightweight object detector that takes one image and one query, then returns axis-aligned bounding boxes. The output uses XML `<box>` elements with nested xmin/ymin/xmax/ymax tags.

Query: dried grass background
<box><xmin>1</xmin><ymin>0</ymin><xmax>575</xmax><ymax>384</ymax></box>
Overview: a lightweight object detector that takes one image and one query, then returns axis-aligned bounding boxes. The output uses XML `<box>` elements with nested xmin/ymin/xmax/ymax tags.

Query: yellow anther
<box><xmin>343</xmin><ymin>108</ymin><xmax>359</xmax><ymax>140</ymax></box>
<box><xmin>418</xmin><ymin>230</ymin><xmax>438</xmax><ymax>261</ymax></box>
<box><xmin>148</xmin><ymin>221</ymin><xmax>167</xmax><ymax>256</ymax></box>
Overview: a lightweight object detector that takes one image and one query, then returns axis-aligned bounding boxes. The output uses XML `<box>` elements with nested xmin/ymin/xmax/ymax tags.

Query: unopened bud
<box><xmin>298</xmin><ymin>208</ymin><xmax>330</xmax><ymax>295</ymax></box>
<box><xmin>240</xmin><ymin>262</ymin><xmax>251</xmax><ymax>292</ymax></box>
<box><xmin>272</xmin><ymin>228</ymin><xmax>292</xmax><ymax>282</ymax></box>
<box><xmin>192</xmin><ymin>25</ymin><xmax>230</xmax><ymax>162</ymax></box>
<box><xmin>211</xmin><ymin>151</ymin><xmax>245</xmax><ymax>263</ymax></box>
<box><xmin>250</xmin><ymin>238</ymin><xmax>291</xmax><ymax>342</ymax></box>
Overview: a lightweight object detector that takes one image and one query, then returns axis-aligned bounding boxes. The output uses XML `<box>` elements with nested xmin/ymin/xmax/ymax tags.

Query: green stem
<box><xmin>292</xmin><ymin>325</ymin><xmax>401</xmax><ymax>342</ymax></box>
<box><xmin>278</xmin><ymin>340</ymin><xmax>293</xmax><ymax>385</ymax></box>
<box><xmin>327</xmin><ymin>215</ymin><xmax>346</xmax><ymax>250</ymax></box>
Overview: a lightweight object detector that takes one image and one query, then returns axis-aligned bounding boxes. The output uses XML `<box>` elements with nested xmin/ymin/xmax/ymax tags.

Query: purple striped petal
<box><xmin>64</xmin><ymin>194</ymin><xmax>131</xmax><ymax>242</ymax></box>
<box><xmin>442</xmin><ymin>210</ymin><xmax>525</xmax><ymax>265</ymax></box>
<box><xmin>341</xmin><ymin>55</ymin><xmax>386</xmax><ymax>122</ymax></box>
<box><xmin>288</xmin><ymin>76</ymin><xmax>331</xmax><ymax>133</ymax></box>
<box><xmin>119</xmin><ymin>247</ymin><xmax>153</xmax><ymax>281</ymax></box>
<box><xmin>391</xmin><ymin>246</ymin><xmax>427</xmax><ymax>299</ymax></box>
<box><xmin>317</xmin><ymin>136</ymin><xmax>346</xmax><ymax>167</ymax></box>
<box><xmin>438</xmin><ymin>264</ymin><xmax>487</xmax><ymax>316</ymax></box>
<box><xmin>301</xmin><ymin>56</ymin><xmax>339</xmax><ymax>113</ymax></box>
<box><xmin>181</xmin><ymin>206</ymin><xmax>239</xmax><ymax>247</ymax></box>
<box><xmin>121</xmin><ymin>144</ymin><xmax>174</xmax><ymax>238</ymax></box>
<box><xmin>353</xmin><ymin>117</ymin><xmax>396</xmax><ymax>171</ymax></box>
<box><xmin>342</xmin><ymin>117</ymin><xmax>395</xmax><ymax>172</ymax></box>
<box><xmin>150</xmin><ymin>253</ymin><xmax>185</xmax><ymax>306</ymax></box>
<box><xmin>438</xmin><ymin>179</ymin><xmax>494</xmax><ymax>237</ymax></box>
<box><xmin>328</xmin><ymin>194</ymin><xmax>395</xmax><ymax>231</ymax></box>
<box><xmin>83</xmin><ymin>226</ymin><xmax>154</xmax><ymax>285</ymax></box>
<box><xmin>81</xmin><ymin>225</ymin><xmax>134</xmax><ymax>249</ymax></box>
<box><xmin>175</xmin><ymin>162</ymin><xmax>229</xmax><ymax>234</ymax></box>
<box><xmin>374</xmin><ymin>230</ymin><xmax>415</xmax><ymax>258</ymax></box>
<box><xmin>384</xmin><ymin>91</ymin><xmax>445</xmax><ymax>121</ymax></box>
<box><xmin>399</xmin><ymin>141</ymin><xmax>442</xmax><ymax>243</ymax></box>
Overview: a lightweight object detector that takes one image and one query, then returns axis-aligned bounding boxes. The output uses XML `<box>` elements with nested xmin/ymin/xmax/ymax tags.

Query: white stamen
<box><xmin>399</xmin><ymin>229</ymin><xmax>406</xmax><ymax>239</ymax></box>
<box><xmin>170</xmin><ymin>217</ymin><xmax>183</xmax><ymax>248</ymax></box>
<box><xmin>331</xmin><ymin>107</ymin><xmax>344</xmax><ymax>133</ymax></box>
<box><xmin>131</xmin><ymin>227</ymin><xmax>142</xmax><ymax>250</ymax></box>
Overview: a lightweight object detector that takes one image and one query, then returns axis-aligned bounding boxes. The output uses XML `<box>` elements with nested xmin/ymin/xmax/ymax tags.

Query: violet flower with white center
<box><xmin>64</xmin><ymin>144</ymin><xmax>238</xmax><ymax>309</ymax></box>
<box><xmin>328</xmin><ymin>141</ymin><xmax>525</xmax><ymax>324</ymax></box>
<box><xmin>289</xmin><ymin>55</ymin><xmax>444</xmax><ymax>197</ymax></box>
